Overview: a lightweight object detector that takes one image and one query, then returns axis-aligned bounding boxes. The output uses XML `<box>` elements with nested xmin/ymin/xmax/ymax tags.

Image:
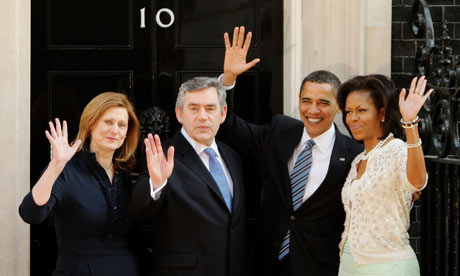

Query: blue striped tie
<box><xmin>278</xmin><ymin>139</ymin><xmax>315</xmax><ymax>260</ymax></box>
<box><xmin>204</xmin><ymin>148</ymin><xmax>232</xmax><ymax>212</ymax></box>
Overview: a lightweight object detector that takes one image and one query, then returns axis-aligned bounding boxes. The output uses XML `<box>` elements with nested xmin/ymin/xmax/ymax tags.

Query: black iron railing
<box><xmin>411</xmin><ymin>1</ymin><xmax>460</xmax><ymax>275</ymax></box>
<box><xmin>421</xmin><ymin>158</ymin><xmax>460</xmax><ymax>275</ymax></box>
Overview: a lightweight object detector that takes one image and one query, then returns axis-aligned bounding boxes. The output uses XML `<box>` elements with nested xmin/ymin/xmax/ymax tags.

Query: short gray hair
<box><xmin>176</xmin><ymin>77</ymin><xmax>227</xmax><ymax>110</ymax></box>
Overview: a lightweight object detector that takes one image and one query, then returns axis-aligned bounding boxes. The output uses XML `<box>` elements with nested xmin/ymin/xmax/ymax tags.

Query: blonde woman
<box><xmin>20</xmin><ymin>92</ymin><xmax>140</xmax><ymax>276</ymax></box>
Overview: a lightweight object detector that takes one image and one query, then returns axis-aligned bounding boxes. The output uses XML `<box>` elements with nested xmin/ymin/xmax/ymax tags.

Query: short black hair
<box><xmin>337</xmin><ymin>74</ymin><xmax>403</xmax><ymax>140</ymax></box>
<box><xmin>299</xmin><ymin>70</ymin><xmax>341</xmax><ymax>96</ymax></box>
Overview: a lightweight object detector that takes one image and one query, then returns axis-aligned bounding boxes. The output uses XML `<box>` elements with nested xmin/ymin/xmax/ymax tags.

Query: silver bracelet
<box><xmin>406</xmin><ymin>139</ymin><xmax>422</xmax><ymax>148</ymax></box>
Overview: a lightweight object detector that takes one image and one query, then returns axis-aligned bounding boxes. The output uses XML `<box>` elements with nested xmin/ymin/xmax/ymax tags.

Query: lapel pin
<box><xmin>339</xmin><ymin>157</ymin><xmax>345</xmax><ymax>161</ymax></box>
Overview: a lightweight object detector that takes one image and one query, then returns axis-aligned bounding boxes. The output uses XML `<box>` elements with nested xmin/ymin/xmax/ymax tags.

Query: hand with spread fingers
<box><xmin>144</xmin><ymin>133</ymin><xmax>174</xmax><ymax>189</ymax></box>
<box><xmin>45</xmin><ymin>118</ymin><xmax>81</xmax><ymax>169</ymax></box>
<box><xmin>31</xmin><ymin>118</ymin><xmax>81</xmax><ymax>206</ymax></box>
<box><xmin>399</xmin><ymin>75</ymin><xmax>434</xmax><ymax>122</ymax></box>
<box><xmin>397</xmin><ymin>75</ymin><xmax>432</xmax><ymax>195</ymax></box>
<box><xmin>222</xmin><ymin>26</ymin><xmax>260</xmax><ymax>86</ymax></box>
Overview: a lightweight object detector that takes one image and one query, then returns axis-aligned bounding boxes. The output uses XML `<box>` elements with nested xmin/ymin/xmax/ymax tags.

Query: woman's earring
<box><xmin>381</xmin><ymin>119</ymin><xmax>385</xmax><ymax>123</ymax></box>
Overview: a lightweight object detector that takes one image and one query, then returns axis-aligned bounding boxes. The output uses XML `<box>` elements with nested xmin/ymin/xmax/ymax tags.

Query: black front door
<box><xmin>152</xmin><ymin>0</ymin><xmax>283</xmax><ymax>131</ymax></box>
<box><xmin>30</xmin><ymin>0</ymin><xmax>282</xmax><ymax>275</ymax></box>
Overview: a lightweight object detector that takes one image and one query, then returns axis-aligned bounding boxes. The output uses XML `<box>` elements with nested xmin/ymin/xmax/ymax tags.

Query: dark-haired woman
<box><xmin>19</xmin><ymin>92</ymin><xmax>140</xmax><ymax>275</ymax></box>
<box><xmin>336</xmin><ymin>75</ymin><xmax>433</xmax><ymax>275</ymax></box>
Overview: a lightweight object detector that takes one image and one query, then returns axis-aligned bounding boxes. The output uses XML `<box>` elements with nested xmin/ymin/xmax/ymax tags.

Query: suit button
<box><xmin>290</xmin><ymin>215</ymin><xmax>296</xmax><ymax>221</ymax></box>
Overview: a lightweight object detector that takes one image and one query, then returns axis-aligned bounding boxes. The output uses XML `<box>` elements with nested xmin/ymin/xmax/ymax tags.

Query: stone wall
<box><xmin>283</xmin><ymin>0</ymin><xmax>392</xmax><ymax>118</ymax></box>
<box><xmin>0</xmin><ymin>0</ymin><xmax>31</xmax><ymax>275</ymax></box>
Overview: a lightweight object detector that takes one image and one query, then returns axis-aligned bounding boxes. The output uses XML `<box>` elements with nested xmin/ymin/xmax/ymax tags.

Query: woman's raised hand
<box><xmin>399</xmin><ymin>76</ymin><xmax>434</xmax><ymax>121</ymax></box>
<box><xmin>45</xmin><ymin>118</ymin><xmax>81</xmax><ymax>168</ymax></box>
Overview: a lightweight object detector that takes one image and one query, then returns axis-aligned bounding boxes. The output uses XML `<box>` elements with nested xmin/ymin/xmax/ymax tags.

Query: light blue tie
<box><xmin>204</xmin><ymin>148</ymin><xmax>232</xmax><ymax>212</ymax></box>
<box><xmin>278</xmin><ymin>139</ymin><xmax>315</xmax><ymax>260</ymax></box>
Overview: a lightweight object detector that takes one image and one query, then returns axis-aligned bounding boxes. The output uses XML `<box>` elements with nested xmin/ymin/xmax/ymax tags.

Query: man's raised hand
<box><xmin>222</xmin><ymin>26</ymin><xmax>260</xmax><ymax>86</ymax></box>
<box><xmin>145</xmin><ymin>133</ymin><xmax>174</xmax><ymax>189</ymax></box>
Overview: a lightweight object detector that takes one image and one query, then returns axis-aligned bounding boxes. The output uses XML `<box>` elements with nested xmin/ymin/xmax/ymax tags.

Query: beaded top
<box><xmin>339</xmin><ymin>138</ymin><xmax>427</xmax><ymax>265</ymax></box>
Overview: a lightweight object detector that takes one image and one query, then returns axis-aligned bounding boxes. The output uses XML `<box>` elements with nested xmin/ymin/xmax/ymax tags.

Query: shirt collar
<box><xmin>301</xmin><ymin>124</ymin><xmax>336</xmax><ymax>154</ymax></box>
<box><xmin>180</xmin><ymin>127</ymin><xmax>220</xmax><ymax>157</ymax></box>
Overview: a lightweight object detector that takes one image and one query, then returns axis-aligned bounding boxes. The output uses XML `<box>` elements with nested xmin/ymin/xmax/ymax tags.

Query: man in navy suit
<box><xmin>217</xmin><ymin>26</ymin><xmax>363</xmax><ymax>276</ymax></box>
<box><xmin>131</xmin><ymin>77</ymin><xmax>247</xmax><ymax>276</ymax></box>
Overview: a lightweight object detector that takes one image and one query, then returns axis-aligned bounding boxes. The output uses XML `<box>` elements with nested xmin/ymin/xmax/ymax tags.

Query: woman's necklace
<box><xmin>360</xmin><ymin>132</ymin><xmax>393</xmax><ymax>161</ymax></box>
<box><xmin>102</xmin><ymin>162</ymin><xmax>114</xmax><ymax>174</ymax></box>
<box><xmin>106</xmin><ymin>162</ymin><xmax>113</xmax><ymax>171</ymax></box>
<box><xmin>103</xmin><ymin>162</ymin><xmax>114</xmax><ymax>183</ymax></box>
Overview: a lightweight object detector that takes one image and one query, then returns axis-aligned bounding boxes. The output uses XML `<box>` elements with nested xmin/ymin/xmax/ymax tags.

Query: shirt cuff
<box><xmin>150</xmin><ymin>178</ymin><xmax>168</xmax><ymax>200</ymax></box>
<box><xmin>218</xmin><ymin>74</ymin><xmax>236</xmax><ymax>90</ymax></box>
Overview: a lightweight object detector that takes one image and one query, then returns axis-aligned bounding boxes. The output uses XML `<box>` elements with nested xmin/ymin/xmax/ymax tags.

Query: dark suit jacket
<box><xmin>131</xmin><ymin>132</ymin><xmax>246</xmax><ymax>276</ymax></box>
<box><xmin>219</xmin><ymin>97</ymin><xmax>363</xmax><ymax>276</ymax></box>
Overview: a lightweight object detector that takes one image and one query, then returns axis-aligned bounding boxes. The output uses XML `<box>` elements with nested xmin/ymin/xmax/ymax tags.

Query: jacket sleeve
<box><xmin>218</xmin><ymin>88</ymin><xmax>271</xmax><ymax>159</ymax></box>
<box><xmin>19</xmin><ymin>172</ymin><xmax>66</xmax><ymax>225</ymax></box>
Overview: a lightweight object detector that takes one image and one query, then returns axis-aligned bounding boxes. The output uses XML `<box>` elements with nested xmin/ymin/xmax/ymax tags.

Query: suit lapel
<box><xmin>173</xmin><ymin>133</ymin><xmax>231</xmax><ymax>214</ymax></box>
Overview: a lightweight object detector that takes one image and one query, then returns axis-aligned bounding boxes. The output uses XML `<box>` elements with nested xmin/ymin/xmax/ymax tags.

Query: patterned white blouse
<box><xmin>339</xmin><ymin>138</ymin><xmax>427</xmax><ymax>266</ymax></box>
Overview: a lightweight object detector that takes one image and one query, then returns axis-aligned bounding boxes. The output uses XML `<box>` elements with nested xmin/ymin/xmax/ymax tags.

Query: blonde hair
<box><xmin>73</xmin><ymin>92</ymin><xmax>140</xmax><ymax>170</ymax></box>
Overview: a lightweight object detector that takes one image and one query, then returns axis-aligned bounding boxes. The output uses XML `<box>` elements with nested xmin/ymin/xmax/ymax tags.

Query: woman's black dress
<box><xmin>19</xmin><ymin>151</ymin><xmax>139</xmax><ymax>276</ymax></box>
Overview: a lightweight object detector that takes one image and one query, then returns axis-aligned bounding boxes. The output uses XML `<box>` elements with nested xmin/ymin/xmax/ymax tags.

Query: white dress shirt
<box><xmin>217</xmin><ymin>73</ymin><xmax>335</xmax><ymax>202</ymax></box>
<box><xmin>287</xmin><ymin>124</ymin><xmax>336</xmax><ymax>202</ymax></box>
<box><xmin>150</xmin><ymin>128</ymin><xmax>233</xmax><ymax>200</ymax></box>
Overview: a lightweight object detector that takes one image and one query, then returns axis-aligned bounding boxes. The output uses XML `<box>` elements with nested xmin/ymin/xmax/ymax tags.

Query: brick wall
<box><xmin>392</xmin><ymin>0</ymin><xmax>460</xmax><ymax>90</ymax></box>
<box><xmin>392</xmin><ymin>0</ymin><xmax>460</xmax><ymax>264</ymax></box>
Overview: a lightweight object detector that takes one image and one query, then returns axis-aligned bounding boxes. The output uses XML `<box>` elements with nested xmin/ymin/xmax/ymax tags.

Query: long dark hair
<box><xmin>337</xmin><ymin>74</ymin><xmax>403</xmax><ymax>140</ymax></box>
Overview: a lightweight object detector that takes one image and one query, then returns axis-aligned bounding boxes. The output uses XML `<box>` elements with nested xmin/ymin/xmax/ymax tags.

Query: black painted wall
<box><xmin>392</xmin><ymin>0</ymin><xmax>460</xmax><ymax>265</ymax></box>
